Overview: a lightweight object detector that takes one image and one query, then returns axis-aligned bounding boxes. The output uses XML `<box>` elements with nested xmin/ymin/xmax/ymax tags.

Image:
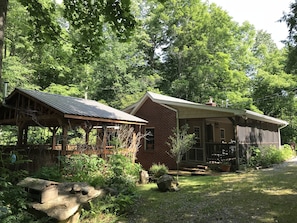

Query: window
<box><xmin>145</xmin><ymin>128</ymin><xmax>155</xmax><ymax>150</ymax></box>
<box><xmin>194</xmin><ymin>126</ymin><xmax>201</xmax><ymax>147</ymax></box>
<box><xmin>220</xmin><ymin>128</ymin><xmax>225</xmax><ymax>142</ymax></box>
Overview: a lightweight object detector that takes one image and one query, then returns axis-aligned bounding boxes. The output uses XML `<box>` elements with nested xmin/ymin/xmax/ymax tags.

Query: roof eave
<box><xmin>64</xmin><ymin>114</ymin><xmax>147</xmax><ymax>125</ymax></box>
<box><xmin>242</xmin><ymin>110</ymin><xmax>288</xmax><ymax>126</ymax></box>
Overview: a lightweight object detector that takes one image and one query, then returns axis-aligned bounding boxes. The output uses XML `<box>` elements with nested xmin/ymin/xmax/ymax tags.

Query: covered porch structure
<box><xmin>177</xmin><ymin>105</ymin><xmax>288</xmax><ymax>169</ymax></box>
<box><xmin>0</xmin><ymin>88</ymin><xmax>147</xmax><ymax>172</ymax></box>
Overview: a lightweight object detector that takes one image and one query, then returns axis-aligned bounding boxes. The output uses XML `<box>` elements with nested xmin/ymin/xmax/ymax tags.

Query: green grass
<box><xmin>120</xmin><ymin>162</ymin><xmax>297</xmax><ymax>223</ymax></box>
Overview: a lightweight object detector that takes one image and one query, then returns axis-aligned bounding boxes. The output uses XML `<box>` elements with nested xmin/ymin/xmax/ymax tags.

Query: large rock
<box><xmin>156</xmin><ymin>174</ymin><xmax>178</xmax><ymax>192</ymax></box>
<box><xmin>139</xmin><ymin>170</ymin><xmax>149</xmax><ymax>184</ymax></box>
<box><xmin>27</xmin><ymin>181</ymin><xmax>105</xmax><ymax>222</ymax></box>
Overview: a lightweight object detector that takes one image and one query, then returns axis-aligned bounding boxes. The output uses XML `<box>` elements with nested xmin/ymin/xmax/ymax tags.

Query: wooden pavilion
<box><xmin>0</xmin><ymin>88</ymin><xmax>147</xmax><ymax>171</ymax></box>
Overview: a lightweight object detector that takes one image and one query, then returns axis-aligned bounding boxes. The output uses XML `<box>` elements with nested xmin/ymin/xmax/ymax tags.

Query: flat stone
<box><xmin>29</xmin><ymin>182</ymin><xmax>105</xmax><ymax>221</ymax></box>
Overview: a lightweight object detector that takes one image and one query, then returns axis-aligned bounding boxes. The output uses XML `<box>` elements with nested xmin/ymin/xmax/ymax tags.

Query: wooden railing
<box><xmin>206</xmin><ymin>142</ymin><xmax>236</xmax><ymax>163</ymax></box>
<box><xmin>0</xmin><ymin>144</ymin><xmax>137</xmax><ymax>173</ymax></box>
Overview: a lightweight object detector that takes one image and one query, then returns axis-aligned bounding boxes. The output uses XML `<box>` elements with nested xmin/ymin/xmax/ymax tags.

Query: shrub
<box><xmin>60</xmin><ymin>154</ymin><xmax>108</xmax><ymax>187</ymax></box>
<box><xmin>0</xmin><ymin>149</ymin><xmax>47</xmax><ymax>222</ymax></box>
<box><xmin>33</xmin><ymin>165</ymin><xmax>62</xmax><ymax>181</ymax></box>
<box><xmin>60</xmin><ymin>154</ymin><xmax>140</xmax><ymax>216</ymax></box>
<box><xmin>249</xmin><ymin>144</ymin><xmax>295</xmax><ymax>168</ymax></box>
<box><xmin>149</xmin><ymin>163</ymin><xmax>169</xmax><ymax>179</ymax></box>
<box><xmin>105</xmin><ymin>154</ymin><xmax>141</xmax><ymax>195</ymax></box>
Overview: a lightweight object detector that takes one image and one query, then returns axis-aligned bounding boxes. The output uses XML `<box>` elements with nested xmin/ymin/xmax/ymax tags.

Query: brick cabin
<box><xmin>124</xmin><ymin>92</ymin><xmax>288</xmax><ymax>170</ymax></box>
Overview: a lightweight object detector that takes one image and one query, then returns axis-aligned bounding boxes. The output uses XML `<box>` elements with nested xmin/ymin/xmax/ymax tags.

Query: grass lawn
<box><xmin>120</xmin><ymin>161</ymin><xmax>297</xmax><ymax>223</ymax></box>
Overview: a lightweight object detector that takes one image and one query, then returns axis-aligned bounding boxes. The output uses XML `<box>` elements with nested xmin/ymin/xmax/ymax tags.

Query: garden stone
<box><xmin>139</xmin><ymin>170</ymin><xmax>149</xmax><ymax>184</ymax></box>
<box><xmin>23</xmin><ymin>181</ymin><xmax>106</xmax><ymax>223</ymax></box>
<box><xmin>157</xmin><ymin>174</ymin><xmax>178</xmax><ymax>192</ymax></box>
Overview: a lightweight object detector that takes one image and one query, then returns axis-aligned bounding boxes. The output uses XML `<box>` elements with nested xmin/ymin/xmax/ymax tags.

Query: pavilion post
<box><xmin>17</xmin><ymin>122</ymin><xmax>27</xmax><ymax>146</ymax></box>
<box><xmin>49</xmin><ymin>127</ymin><xmax>59</xmax><ymax>150</ymax></box>
<box><xmin>23</xmin><ymin>126</ymin><xmax>28</xmax><ymax>145</ymax></box>
<box><xmin>61</xmin><ymin>125</ymin><xmax>68</xmax><ymax>155</ymax></box>
<box><xmin>102</xmin><ymin>125</ymin><xmax>107</xmax><ymax>158</ymax></box>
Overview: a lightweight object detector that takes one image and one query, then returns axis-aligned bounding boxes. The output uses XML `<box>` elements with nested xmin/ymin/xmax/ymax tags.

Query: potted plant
<box><xmin>220</xmin><ymin>161</ymin><xmax>231</xmax><ymax>172</ymax></box>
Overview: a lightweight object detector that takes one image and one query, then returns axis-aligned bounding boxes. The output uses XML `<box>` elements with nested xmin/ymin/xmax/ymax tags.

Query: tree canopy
<box><xmin>2</xmin><ymin>0</ymin><xmax>297</xmax><ymax>143</ymax></box>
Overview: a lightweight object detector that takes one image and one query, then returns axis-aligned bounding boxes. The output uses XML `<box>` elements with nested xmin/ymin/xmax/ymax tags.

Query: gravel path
<box><xmin>281</xmin><ymin>156</ymin><xmax>297</xmax><ymax>166</ymax></box>
<box><xmin>262</xmin><ymin>156</ymin><xmax>297</xmax><ymax>171</ymax></box>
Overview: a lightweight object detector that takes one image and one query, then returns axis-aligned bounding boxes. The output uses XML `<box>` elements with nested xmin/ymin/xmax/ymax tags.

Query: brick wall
<box><xmin>135</xmin><ymin>98</ymin><xmax>177</xmax><ymax>170</ymax></box>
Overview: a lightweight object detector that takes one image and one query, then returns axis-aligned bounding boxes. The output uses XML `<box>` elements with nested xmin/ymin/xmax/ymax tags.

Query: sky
<box><xmin>208</xmin><ymin>0</ymin><xmax>293</xmax><ymax>48</ymax></box>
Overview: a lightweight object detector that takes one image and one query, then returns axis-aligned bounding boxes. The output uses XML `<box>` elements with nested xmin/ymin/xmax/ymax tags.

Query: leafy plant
<box><xmin>60</xmin><ymin>154</ymin><xmax>108</xmax><ymax>187</ymax></box>
<box><xmin>58</xmin><ymin>153</ymin><xmax>141</xmax><ymax>219</ymax></box>
<box><xmin>249</xmin><ymin>144</ymin><xmax>295</xmax><ymax>168</ymax></box>
<box><xmin>33</xmin><ymin>165</ymin><xmax>62</xmax><ymax>181</ymax></box>
<box><xmin>149</xmin><ymin>163</ymin><xmax>169</xmax><ymax>179</ymax></box>
<box><xmin>105</xmin><ymin>154</ymin><xmax>141</xmax><ymax>195</ymax></box>
<box><xmin>0</xmin><ymin>148</ymin><xmax>44</xmax><ymax>222</ymax></box>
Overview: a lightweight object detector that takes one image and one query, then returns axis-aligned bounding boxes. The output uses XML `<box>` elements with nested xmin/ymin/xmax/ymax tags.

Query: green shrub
<box><xmin>149</xmin><ymin>163</ymin><xmax>169</xmax><ymax>179</ymax></box>
<box><xmin>60</xmin><ymin>154</ymin><xmax>108</xmax><ymax>187</ymax></box>
<box><xmin>105</xmin><ymin>154</ymin><xmax>141</xmax><ymax>195</ymax></box>
<box><xmin>280</xmin><ymin>144</ymin><xmax>296</xmax><ymax>160</ymax></box>
<box><xmin>0</xmin><ymin>150</ymin><xmax>47</xmax><ymax>222</ymax></box>
<box><xmin>33</xmin><ymin>165</ymin><xmax>62</xmax><ymax>181</ymax></box>
<box><xmin>249</xmin><ymin>144</ymin><xmax>295</xmax><ymax>168</ymax></box>
<box><xmin>59</xmin><ymin>153</ymin><xmax>141</xmax><ymax>218</ymax></box>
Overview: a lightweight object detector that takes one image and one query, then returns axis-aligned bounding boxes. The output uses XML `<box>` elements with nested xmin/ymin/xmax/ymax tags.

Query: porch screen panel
<box><xmin>188</xmin><ymin>149</ymin><xmax>196</xmax><ymax>160</ymax></box>
<box><xmin>237</xmin><ymin>124</ymin><xmax>280</xmax><ymax>146</ymax></box>
<box><xmin>194</xmin><ymin>127</ymin><xmax>201</xmax><ymax>147</ymax></box>
<box><xmin>196</xmin><ymin>149</ymin><xmax>204</xmax><ymax>162</ymax></box>
<box><xmin>188</xmin><ymin>148</ymin><xmax>204</xmax><ymax>162</ymax></box>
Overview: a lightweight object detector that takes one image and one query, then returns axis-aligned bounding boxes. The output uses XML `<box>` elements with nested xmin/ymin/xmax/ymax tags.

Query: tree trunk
<box><xmin>0</xmin><ymin>0</ymin><xmax>8</xmax><ymax>91</ymax></box>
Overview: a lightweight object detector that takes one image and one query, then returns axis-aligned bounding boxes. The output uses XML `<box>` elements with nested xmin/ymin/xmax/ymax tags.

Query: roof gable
<box><xmin>126</xmin><ymin>91</ymin><xmax>287</xmax><ymax>126</ymax></box>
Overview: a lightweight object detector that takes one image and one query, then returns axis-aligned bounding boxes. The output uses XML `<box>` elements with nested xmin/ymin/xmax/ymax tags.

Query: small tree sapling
<box><xmin>167</xmin><ymin>124</ymin><xmax>196</xmax><ymax>182</ymax></box>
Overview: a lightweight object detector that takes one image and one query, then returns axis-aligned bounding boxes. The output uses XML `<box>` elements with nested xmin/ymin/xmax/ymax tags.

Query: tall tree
<box><xmin>143</xmin><ymin>0</ymin><xmax>255</xmax><ymax>108</ymax></box>
<box><xmin>251</xmin><ymin>30</ymin><xmax>297</xmax><ymax>144</ymax></box>
<box><xmin>280</xmin><ymin>2</ymin><xmax>297</xmax><ymax>74</ymax></box>
<box><xmin>0</xmin><ymin>0</ymin><xmax>153</xmax><ymax>90</ymax></box>
<box><xmin>0</xmin><ymin>0</ymin><xmax>8</xmax><ymax>86</ymax></box>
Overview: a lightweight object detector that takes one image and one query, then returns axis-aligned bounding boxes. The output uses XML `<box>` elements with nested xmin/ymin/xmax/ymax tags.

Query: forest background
<box><xmin>2</xmin><ymin>0</ymin><xmax>297</xmax><ymax>144</ymax></box>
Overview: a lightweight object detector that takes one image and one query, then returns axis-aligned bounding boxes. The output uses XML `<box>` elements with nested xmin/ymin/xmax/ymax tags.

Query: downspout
<box><xmin>234</xmin><ymin>123</ymin><xmax>240</xmax><ymax>170</ymax></box>
<box><xmin>176</xmin><ymin>109</ymin><xmax>179</xmax><ymax>131</ymax></box>
<box><xmin>278</xmin><ymin>123</ymin><xmax>288</xmax><ymax>148</ymax></box>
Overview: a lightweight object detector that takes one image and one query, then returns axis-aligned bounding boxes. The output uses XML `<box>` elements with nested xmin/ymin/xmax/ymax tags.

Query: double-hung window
<box><xmin>145</xmin><ymin>128</ymin><xmax>155</xmax><ymax>150</ymax></box>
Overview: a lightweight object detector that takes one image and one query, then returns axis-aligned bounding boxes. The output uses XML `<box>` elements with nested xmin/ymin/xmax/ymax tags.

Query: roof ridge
<box><xmin>17</xmin><ymin>88</ymin><xmax>90</xmax><ymax>101</ymax></box>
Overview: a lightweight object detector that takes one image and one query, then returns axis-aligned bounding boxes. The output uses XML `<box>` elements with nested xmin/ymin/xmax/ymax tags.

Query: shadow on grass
<box><xmin>123</xmin><ymin>163</ymin><xmax>297</xmax><ymax>223</ymax></box>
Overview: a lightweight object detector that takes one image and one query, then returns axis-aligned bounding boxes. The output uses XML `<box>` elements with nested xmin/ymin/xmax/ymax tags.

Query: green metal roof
<box><xmin>12</xmin><ymin>88</ymin><xmax>147</xmax><ymax>124</ymax></box>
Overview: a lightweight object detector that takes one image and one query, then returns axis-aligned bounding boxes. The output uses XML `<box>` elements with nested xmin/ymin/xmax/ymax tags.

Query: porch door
<box><xmin>206</xmin><ymin>124</ymin><xmax>214</xmax><ymax>142</ymax></box>
<box><xmin>188</xmin><ymin>126</ymin><xmax>204</xmax><ymax>162</ymax></box>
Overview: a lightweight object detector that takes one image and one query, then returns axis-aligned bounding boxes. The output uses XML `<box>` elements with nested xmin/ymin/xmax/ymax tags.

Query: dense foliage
<box><xmin>249</xmin><ymin>144</ymin><xmax>295</xmax><ymax>168</ymax></box>
<box><xmin>0</xmin><ymin>0</ymin><xmax>296</xmax><ymax>182</ymax></box>
<box><xmin>0</xmin><ymin>151</ymin><xmax>142</xmax><ymax>222</ymax></box>
<box><xmin>0</xmin><ymin>149</ymin><xmax>49</xmax><ymax>222</ymax></box>
<box><xmin>2</xmin><ymin>0</ymin><xmax>296</xmax><ymax>143</ymax></box>
<box><xmin>2</xmin><ymin>1</ymin><xmax>297</xmax><ymax>220</ymax></box>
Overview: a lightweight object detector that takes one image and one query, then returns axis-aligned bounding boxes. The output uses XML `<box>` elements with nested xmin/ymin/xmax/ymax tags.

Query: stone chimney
<box><xmin>205</xmin><ymin>97</ymin><xmax>216</xmax><ymax>107</ymax></box>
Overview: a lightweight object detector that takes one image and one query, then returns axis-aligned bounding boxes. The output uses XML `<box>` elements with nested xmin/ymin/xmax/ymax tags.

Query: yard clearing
<box><xmin>121</xmin><ymin>157</ymin><xmax>297</xmax><ymax>223</ymax></box>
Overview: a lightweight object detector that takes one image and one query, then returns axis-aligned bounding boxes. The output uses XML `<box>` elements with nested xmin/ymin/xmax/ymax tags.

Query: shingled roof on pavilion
<box><xmin>0</xmin><ymin>88</ymin><xmax>147</xmax><ymax>126</ymax></box>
